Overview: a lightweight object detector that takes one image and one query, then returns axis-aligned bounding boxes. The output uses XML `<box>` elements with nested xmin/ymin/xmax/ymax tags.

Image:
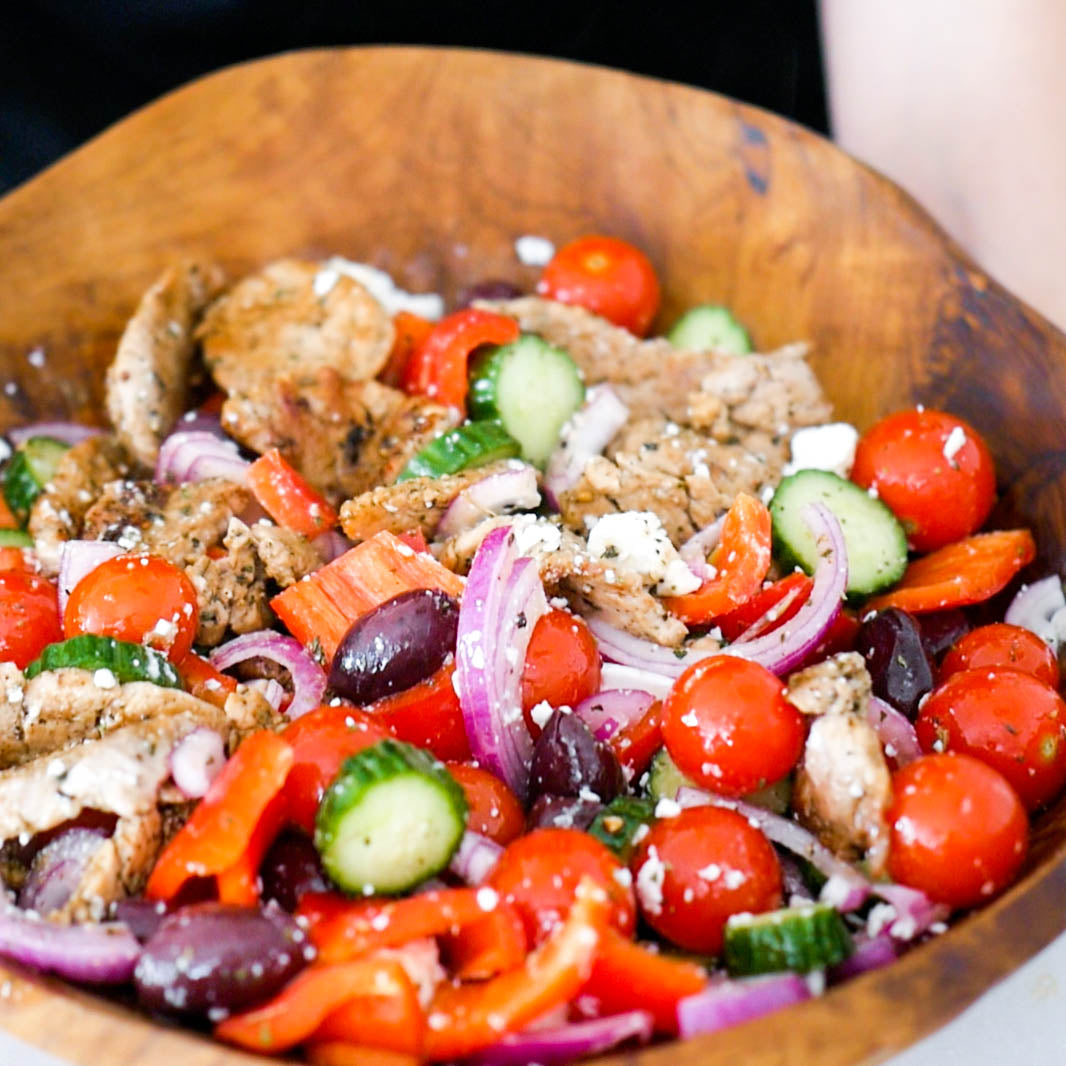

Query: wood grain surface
<box><xmin>2</xmin><ymin>45</ymin><xmax>1066</xmax><ymax>1066</ymax></box>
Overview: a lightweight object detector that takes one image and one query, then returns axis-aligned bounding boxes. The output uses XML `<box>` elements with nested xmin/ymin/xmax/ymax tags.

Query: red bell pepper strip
<box><xmin>400</xmin><ymin>308</ymin><xmax>519</xmax><ymax>414</ymax></box>
<box><xmin>146</xmin><ymin>731</ymin><xmax>293</xmax><ymax>901</ymax></box>
<box><xmin>440</xmin><ymin>901</ymin><xmax>528</xmax><ymax>980</ymax></box>
<box><xmin>715</xmin><ymin>571</ymin><xmax>814</xmax><ymax>643</ymax></box>
<box><xmin>216</xmin><ymin>957</ymin><xmax>421</xmax><ymax>1053</ymax></box>
<box><xmin>421</xmin><ymin>878</ymin><xmax>611</xmax><ymax>1062</ymax></box>
<box><xmin>0</xmin><ymin>547</ymin><xmax>30</xmax><ymax>572</ymax></box>
<box><xmin>307</xmin><ymin>1043</ymin><xmax>422</xmax><ymax>1066</ymax></box>
<box><xmin>581</xmin><ymin>928</ymin><xmax>708</xmax><ymax>1034</ymax></box>
<box><xmin>663</xmin><ymin>492</ymin><xmax>773</xmax><ymax>625</ymax></box>
<box><xmin>176</xmin><ymin>651</ymin><xmax>239</xmax><ymax>708</ymax></box>
<box><xmin>608</xmin><ymin>700</ymin><xmax>662</xmax><ymax>779</ymax></box>
<box><xmin>247</xmin><ymin>448</ymin><xmax>338</xmax><ymax>537</ymax></box>
<box><xmin>216</xmin><ymin>791</ymin><xmax>287</xmax><ymax>906</ymax></box>
<box><xmin>380</xmin><ymin>310</ymin><xmax>435</xmax><ymax>389</ymax></box>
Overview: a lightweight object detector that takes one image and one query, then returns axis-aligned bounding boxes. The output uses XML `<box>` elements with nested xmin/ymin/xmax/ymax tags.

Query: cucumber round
<box><xmin>314</xmin><ymin>739</ymin><xmax>468</xmax><ymax>896</ymax></box>
<box><xmin>668</xmin><ymin>304</ymin><xmax>752</xmax><ymax>355</ymax></box>
<box><xmin>396</xmin><ymin>422</ymin><xmax>520</xmax><ymax>482</ymax></box>
<box><xmin>24</xmin><ymin>634</ymin><xmax>182</xmax><ymax>688</ymax></box>
<box><xmin>3</xmin><ymin>436</ymin><xmax>70</xmax><ymax>521</ymax></box>
<box><xmin>468</xmin><ymin>334</ymin><xmax>585</xmax><ymax>466</ymax></box>
<box><xmin>769</xmin><ymin>469</ymin><xmax>908</xmax><ymax>600</ymax></box>
<box><xmin>724</xmin><ymin>902</ymin><xmax>853</xmax><ymax>975</ymax></box>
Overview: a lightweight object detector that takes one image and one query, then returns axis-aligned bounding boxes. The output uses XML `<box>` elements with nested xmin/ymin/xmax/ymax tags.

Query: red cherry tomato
<box><xmin>488</xmin><ymin>827</ymin><xmax>636</xmax><ymax>945</ymax></box>
<box><xmin>281</xmin><ymin>706</ymin><xmax>391</xmax><ymax>833</ymax></box>
<box><xmin>661</xmin><ymin>656</ymin><xmax>806</xmax><ymax>796</ymax></box>
<box><xmin>537</xmin><ymin>236</ymin><xmax>661</xmax><ymax>336</ymax></box>
<box><xmin>630</xmin><ymin>806</ymin><xmax>782</xmax><ymax>954</ymax></box>
<box><xmin>520</xmin><ymin>609</ymin><xmax>602</xmax><ymax>736</ymax></box>
<box><xmin>940</xmin><ymin>623</ymin><xmax>1059</xmax><ymax>688</ymax></box>
<box><xmin>63</xmin><ymin>553</ymin><xmax>199</xmax><ymax>661</ymax></box>
<box><xmin>916</xmin><ymin>667</ymin><xmax>1066</xmax><ymax>810</ymax></box>
<box><xmin>608</xmin><ymin>700</ymin><xmax>663</xmax><ymax>779</ymax></box>
<box><xmin>851</xmin><ymin>408</ymin><xmax>996</xmax><ymax>553</ymax></box>
<box><xmin>0</xmin><ymin>569</ymin><xmax>62</xmax><ymax>668</ymax></box>
<box><xmin>445</xmin><ymin>763</ymin><xmax>524</xmax><ymax>845</ymax></box>
<box><xmin>887</xmin><ymin>753</ymin><xmax>1028</xmax><ymax>908</ymax></box>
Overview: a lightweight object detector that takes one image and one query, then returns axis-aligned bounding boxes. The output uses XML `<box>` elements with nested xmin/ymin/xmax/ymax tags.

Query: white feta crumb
<box><xmin>322</xmin><ymin>256</ymin><xmax>444</xmax><ymax>320</ymax></box>
<box><xmin>27</xmin><ymin>347</ymin><xmax>46</xmax><ymax>368</ymax></box>
<box><xmin>93</xmin><ymin>668</ymin><xmax>118</xmax><ymax>690</ymax></box>
<box><xmin>635</xmin><ymin>845</ymin><xmax>666</xmax><ymax>915</ymax></box>
<box><xmin>476</xmin><ymin>887</ymin><xmax>499</xmax><ymax>912</ymax></box>
<box><xmin>697</xmin><ymin>863</ymin><xmax>722</xmax><ymax>883</ymax></box>
<box><xmin>46</xmin><ymin>758</ymin><xmax>66</xmax><ymax>778</ymax></box>
<box><xmin>150</xmin><ymin>617</ymin><xmax>178</xmax><ymax>643</ymax></box>
<box><xmin>514</xmin><ymin>234</ymin><xmax>555</xmax><ymax>266</ymax></box>
<box><xmin>805</xmin><ymin>970</ymin><xmax>827</xmax><ymax>996</ymax></box>
<box><xmin>586</xmin><ymin>510</ymin><xmax>699</xmax><ymax>595</ymax></box>
<box><xmin>511</xmin><ymin>516</ymin><xmax>563</xmax><ymax>557</ymax></box>
<box><xmin>530</xmin><ymin>700</ymin><xmax>556</xmax><ymax>729</ymax></box>
<box><xmin>783</xmin><ymin>422</ymin><xmax>860</xmax><ymax>478</ymax></box>
<box><xmin>5</xmin><ymin>685</ymin><xmax>23</xmax><ymax>704</ymax></box>
<box><xmin>942</xmin><ymin>425</ymin><xmax>967</xmax><ymax>463</ymax></box>
<box><xmin>3</xmin><ymin>383</ymin><xmax>17</xmax><ymax>397</ymax></box>
<box><xmin>654</xmin><ymin>798</ymin><xmax>682</xmax><ymax>819</ymax></box>
<box><xmin>0</xmin><ymin>439</ymin><xmax>9</xmax><ymax>464</ymax></box>
<box><xmin>866</xmin><ymin>902</ymin><xmax>898</xmax><ymax>938</ymax></box>
<box><xmin>312</xmin><ymin>268</ymin><xmax>340</xmax><ymax>298</ymax></box>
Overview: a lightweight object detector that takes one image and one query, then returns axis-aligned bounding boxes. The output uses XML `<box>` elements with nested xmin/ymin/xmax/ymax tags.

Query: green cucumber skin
<box><xmin>645</xmin><ymin>747</ymin><xmax>696</xmax><ymax>803</ymax></box>
<box><xmin>0</xmin><ymin>528</ymin><xmax>32</xmax><ymax>547</ymax></box>
<box><xmin>668</xmin><ymin>305</ymin><xmax>753</xmax><ymax>355</ymax></box>
<box><xmin>770</xmin><ymin>470</ymin><xmax>908</xmax><ymax>600</ymax></box>
<box><xmin>724</xmin><ymin>903</ymin><xmax>853</xmax><ymax>976</ymax></box>
<box><xmin>314</xmin><ymin>739</ymin><xmax>468</xmax><ymax>896</ymax></box>
<box><xmin>588</xmin><ymin>796</ymin><xmax>655</xmax><ymax>860</ymax></box>
<box><xmin>3</xmin><ymin>436</ymin><xmax>70</xmax><ymax>521</ymax></box>
<box><xmin>24</xmin><ymin>634</ymin><xmax>181</xmax><ymax>688</ymax></box>
<box><xmin>468</xmin><ymin>335</ymin><xmax>585</xmax><ymax>467</ymax></box>
<box><xmin>396</xmin><ymin>422</ymin><xmax>520</xmax><ymax>482</ymax></box>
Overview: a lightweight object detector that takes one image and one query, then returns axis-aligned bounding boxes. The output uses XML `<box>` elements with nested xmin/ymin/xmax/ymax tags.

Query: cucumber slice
<box><xmin>769</xmin><ymin>470</ymin><xmax>907</xmax><ymax>600</ymax></box>
<box><xmin>468</xmin><ymin>334</ymin><xmax>585</xmax><ymax>466</ymax></box>
<box><xmin>724</xmin><ymin>902</ymin><xmax>853</xmax><ymax>975</ymax></box>
<box><xmin>0</xmin><ymin>529</ymin><xmax>32</xmax><ymax>548</ymax></box>
<box><xmin>645</xmin><ymin>747</ymin><xmax>696</xmax><ymax>803</ymax></box>
<box><xmin>668</xmin><ymin>305</ymin><xmax>752</xmax><ymax>355</ymax></box>
<box><xmin>314</xmin><ymin>739</ymin><xmax>467</xmax><ymax>896</ymax></box>
<box><xmin>24</xmin><ymin>634</ymin><xmax>182</xmax><ymax>688</ymax></box>
<box><xmin>588</xmin><ymin>796</ymin><xmax>655</xmax><ymax>860</ymax></box>
<box><xmin>396</xmin><ymin>422</ymin><xmax>521</xmax><ymax>482</ymax></box>
<box><xmin>3</xmin><ymin>436</ymin><xmax>70</xmax><ymax>521</ymax></box>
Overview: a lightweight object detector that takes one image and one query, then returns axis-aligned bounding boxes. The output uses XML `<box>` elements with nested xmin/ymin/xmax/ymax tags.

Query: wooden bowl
<box><xmin>2</xmin><ymin>45</ymin><xmax>1066</xmax><ymax>1066</ymax></box>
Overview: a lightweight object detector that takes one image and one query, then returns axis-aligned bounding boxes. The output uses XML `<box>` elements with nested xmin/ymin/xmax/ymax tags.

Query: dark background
<box><xmin>0</xmin><ymin>0</ymin><xmax>828</xmax><ymax>194</ymax></box>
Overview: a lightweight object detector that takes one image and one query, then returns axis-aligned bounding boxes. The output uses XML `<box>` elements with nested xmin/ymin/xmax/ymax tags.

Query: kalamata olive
<box><xmin>455</xmin><ymin>279</ymin><xmax>525</xmax><ymax>309</ymax></box>
<box><xmin>529</xmin><ymin>710</ymin><xmax>625</xmax><ymax>803</ymax></box>
<box><xmin>855</xmin><ymin>607</ymin><xmax>935</xmax><ymax>720</ymax></box>
<box><xmin>260</xmin><ymin>830</ymin><xmax>330</xmax><ymax>912</ymax></box>
<box><xmin>134</xmin><ymin>901</ymin><xmax>309</xmax><ymax>1015</ymax></box>
<box><xmin>111</xmin><ymin>898</ymin><xmax>172</xmax><ymax>943</ymax></box>
<box><xmin>916</xmin><ymin>608</ymin><xmax>972</xmax><ymax>663</ymax></box>
<box><xmin>526</xmin><ymin>793</ymin><xmax>603</xmax><ymax>831</ymax></box>
<box><xmin>328</xmin><ymin>588</ymin><xmax>459</xmax><ymax>704</ymax></box>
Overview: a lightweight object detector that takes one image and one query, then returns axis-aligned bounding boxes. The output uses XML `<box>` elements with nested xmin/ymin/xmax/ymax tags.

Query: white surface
<box><xmin>4</xmin><ymin>929</ymin><xmax>1066</xmax><ymax>1065</ymax></box>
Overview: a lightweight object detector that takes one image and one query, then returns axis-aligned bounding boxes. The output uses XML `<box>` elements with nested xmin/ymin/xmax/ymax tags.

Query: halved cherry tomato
<box><xmin>851</xmin><ymin>408</ymin><xmax>996</xmax><ymax>552</ymax></box>
<box><xmin>940</xmin><ymin>623</ymin><xmax>1059</xmax><ymax>688</ymax></box>
<box><xmin>445</xmin><ymin>763</ymin><xmax>524</xmax><ymax>844</ymax></box>
<box><xmin>537</xmin><ymin>236</ymin><xmax>661</xmax><ymax>336</ymax></box>
<box><xmin>176</xmin><ymin>652</ymin><xmax>239</xmax><ymax>707</ymax></box>
<box><xmin>400</xmin><ymin>308</ymin><xmax>519</xmax><ymax>413</ymax></box>
<box><xmin>520</xmin><ymin>608</ymin><xmax>602</xmax><ymax>734</ymax></box>
<box><xmin>488</xmin><ymin>827</ymin><xmax>636</xmax><ymax>945</ymax></box>
<box><xmin>661</xmin><ymin>655</ymin><xmax>805</xmax><ymax>796</ymax></box>
<box><xmin>247</xmin><ymin>448</ymin><xmax>338</xmax><ymax>537</ymax></box>
<box><xmin>0</xmin><ymin>569</ymin><xmax>61</xmax><ymax>668</ymax></box>
<box><xmin>715</xmin><ymin>571</ymin><xmax>813</xmax><ymax>643</ymax></box>
<box><xmin>630</xmin><ymin>805</ymin><xmax>782</xmax><ymax>954</ymax></box>
<box><xmin>607</xmin><ymin>699</ymin><xmax>662</xmax><ymax>779</ymax></box>
<box><xmin>63</xmin><ymin>552</ymin><xmax>199</xmax><ymax>661</ymax></box>
<box><xmin>365</xmin><ymin>662</ymin><xmax>471</xmax><ymax>762</ymax></box>
<box><xmin>887</xmin><ymin>753</ymin><xmax>1028</xmax><ymax>908</ymax></box>
<box><xmin>0</xmin><ymin>547</ymin><xmax>30</xmax><ymax>572</ymax></box>
<box><xmin>662</xmin><ymin>493</ymin><xmax>773</xmax><ymax>626</ymax></box>
<box><xmin>281</xmin><ymin>706</ymin><xmax>392</xmax><ymax>834</ymax></box>
<box><xmin>916</xmin><ymin>667</ymin><xmax>1066</xmax><ymax>810</ymax></box>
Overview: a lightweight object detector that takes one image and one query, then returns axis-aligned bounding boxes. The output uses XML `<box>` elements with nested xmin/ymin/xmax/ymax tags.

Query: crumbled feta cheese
<box><xmin>476</xmin><ymin>887</ymin><xmax>499</xmax><ymax>911</ymax></box>
<box><xmin>27</xmin><ymin>347</ymin><xmax>45</xmax><ymax>368</ymax></box>
<box><xmin>635</xmin><ymin>845</ymin><xmax>666</xmax><ymax>915</ymax></box>
<box><xmin>654</xmin><ymin>798</ymin><xmax>682</xmax><ymax>819</ymax></box>
<box><xmin>585</xmin><ymin>510</ymin><xmax>700</xmax><ymax>596</ymax></box>
<box><xmin>93</xmin><ymin>668</ymin><xmax>118</xmax><ymax>690</ymax></box>
<box><xmin>511</xmin><ymin>516</ymin><xmax>563</xmax><ymax>557</ymax></box>
<box><xmin>514</xmin><ymin>234</ymin><xmax>555</xmax><ymax>266</ymax></box>
<box><xmin>321</xmin><ymin>256</ymin><xmax>444</xmax><ymax>320</ymax></box>
<box><xmin>783</xmin><ymin>423</ymin><xmax>860</xmax><ymax>478</ymax></box>
<box><xmin>942</xmin><ymin>425</ymin><xmax>967</xmax><ymax>463</ymax></box>
<box><xmin>530</xmin><ymin>700</ymin><xmax>556</xmax><ymax>729</ymax></box>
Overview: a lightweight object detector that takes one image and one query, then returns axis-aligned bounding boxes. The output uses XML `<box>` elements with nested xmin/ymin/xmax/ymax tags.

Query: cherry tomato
<box><xmin>887</xmin><ymin>753</ymin><xmax>1027</xmax><ymax>908</ymax></box>
<box><xmin>537</xmin><ymin>236</ymin><xmax>661</xmax><ymax>336</ymax></box>
<box><xmin>281</xmin><ymin>706</ymin><xmax>391</xmax><ymax>833</ymax></box>
<box><xmin>488</xmin><ymin>827</ymin><xmax>636</xmax><ymax>945</ymax></box>
<box><xmin>63</xmin><ymin>553</ymin><xmax>199</xmax><ymax>661</ymax></box>
<box><xmin>0</xmin><ymin>569</ymin><xmax>62</xmax><ymax>668</ymax></box>
<box><xmin>608</xmin><ymin>700</ymin><xmax>663</xmax><ymax>779</ymax></box>
<box><xmin>520</xmin><ymin>609</ymin><xmax>602</xmax><ymax>735</ymax></box>
<box><xmin>630</xmin><ymin>806</ymin><xmax>782</xmax><ymax>954</ymax></box>
<box><xmin>916</xmin><ymin>667</ymin><xmax>1066</xmax><ymax>810</ymax></box>
<box><xmin>445</xmin><ymin>763</ymin><xmax>525</xmax><ymax>845</ymax></box>
<box><xmin>851</xmin><ymin>408</ymin><xmax>996</xmax><ymax>553</ymax></box>
<box><xmin>661</xmin><ymin>656</ymin><xmax>805</xmax><ymax>796</ymax></box>
<box><xmin>940</xmin><ymin>623</ymin><xmax>1059</xmax><ymax>688</ymax></box>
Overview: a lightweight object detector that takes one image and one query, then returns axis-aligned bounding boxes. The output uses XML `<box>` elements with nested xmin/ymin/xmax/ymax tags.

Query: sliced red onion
<box><xmin>455</xmin><ymin>525</ymin><xmax>550</xmax><ymax>802</ymax></box>
<box><xmin>1005</xmin><ymin>574</ymin><xmax>1066</xmax><ymax>650</ymax></box>
<box><xmin>679</xmin><ymin>515</ymin><xmax>724</xmax><ymax>582</ymax></box>
<box><xmin>467</xmin><ymin>1010</ymin><xmax>654</xmax><ymax>1065</ymax></box>
<box><xmin>678</xmin><ymin>973</ymin><xmax>811</xmax><ymax>1039</ymax></box>
<box><xmin>18</xmin><ymin>828</ymin><xmax>110</xmax><ymax>916</ymax></box>
<box><xmin>185</xmin><ymin>451</ymin><xmax>252</xmax><ymax>483</ymax></box>
<box><xmin>574</xmin><ymin>689</ymin><xmax>656</xmax><ymax>742</ymax></box>
<box><xmin>587</xmin><ymin>618</ymin><xmax>711</xmax><ymax>679</ymax></box>
<box><xmin>543</xmin><ymin>385</ymin><xmax>630</xmax><ymax>505</ymax></box>
<box><xmin>734</xmin><ymin>579</ymin><xmax>810</xmax><ymax>644</ymax></box>
<box><xmin>169</xmin><ymin>727</ymin><xmax>227</xmax><ymax>799</ymax></box>
<box><xmin>676</xmin><ymin>787</ymin><xmax>870</xmax><ymax>911</ymax></box>
<box><xmin>828</xmin><ymin>933</ymin><xmax>899</xmax><ymax>983</ymax></box>
<box><xmin>780</xmin><ymin>854</ymin><xmax>815</xmax><ymax>904</ymax></box>
<box><xmin>57</xmin><ymin>540</ymin><xmax>123</xmax><ymax>613</ymax></box>
<box><xmin>598</xmin><ymin>663</ymin><xmax>674</xmax><ymax>700</ymax></box>
<box><xmin>873</xmin><ymin>882</ymin><xmax>951</xmax><ymax>941</ymax></box>
<box><xmin>6</xmin><ymin>422</ymin><xmax>103</xmax><ymax>448</ymax></box>
<box><xmin>174</xmin><ymin>410</ymin><xmax>227</xmax><ymax>438</ymax></box>
<box><xmin>435</xmin><ymin>464</ymin><xmax>541</xmax><ymax>539</ymax></box>
<box><xmin>210</xmin><ymin>630</ymin><xmax>326</xmax><ymax>718</ymax></box>
<box><xmin>0</xmin><ymin>895</ymin><xmax>141</xmax><ymax>984</ymax></box>
<box><xmin>866</xmin><ymin>695</ymin><xmax>921</xmax><ymax>767</ymax></box>
<box><xmin>155</xmin><ymin>429</ymin><xmax>249</xmax><ymax>485</ymax></box>
<box><xmin>447</xmin><ymin>830</ymin><xmax>504</xmax><ymax>885</ymax></box>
